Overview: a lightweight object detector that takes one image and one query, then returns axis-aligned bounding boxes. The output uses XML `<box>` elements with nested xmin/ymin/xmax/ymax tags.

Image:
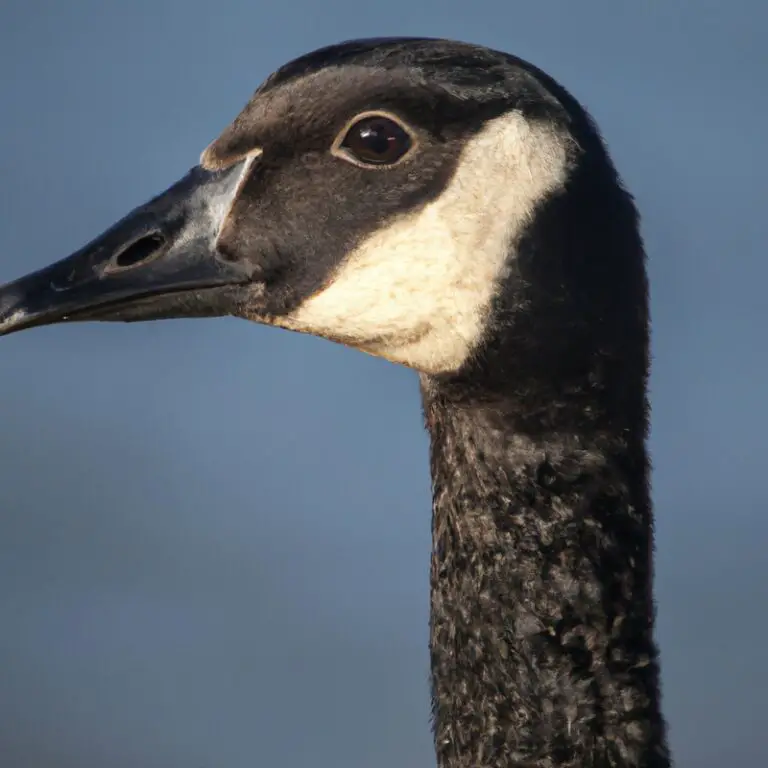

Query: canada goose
<box><xmin>0</xmin><ymin>37</ymin><xmax>670</xmax><ymax>768</ymax></box>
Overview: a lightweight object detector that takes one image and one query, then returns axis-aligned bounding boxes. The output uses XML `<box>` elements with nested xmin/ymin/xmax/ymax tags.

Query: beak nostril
<box><xmin>111</xmin><ymin>233</ymin><xmax>166</xmax><ymax>271</ymax></box>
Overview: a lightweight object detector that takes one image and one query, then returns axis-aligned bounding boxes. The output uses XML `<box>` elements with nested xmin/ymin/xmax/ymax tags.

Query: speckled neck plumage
<box><xmin>422</xmin><ymin>380</ymin><xmax>670</xmax><ymax>768</ymax></box>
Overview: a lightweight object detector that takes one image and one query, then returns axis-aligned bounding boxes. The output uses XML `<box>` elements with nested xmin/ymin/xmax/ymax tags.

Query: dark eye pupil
<box><xmin>359</xmin><ymin>124</ymin><xmax>393</xmax><ymax>155</ymax></box>
<box><xmin>342</xmin><ymin>116</ymin><xmax>411</xmax><ymax>165</ymax></box>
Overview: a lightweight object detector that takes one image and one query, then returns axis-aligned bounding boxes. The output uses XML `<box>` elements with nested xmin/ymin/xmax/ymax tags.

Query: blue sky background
<box><xmin>0</xmin><ymin>1</ymin><xmax>765</xmax><ymax>766</ymax></box>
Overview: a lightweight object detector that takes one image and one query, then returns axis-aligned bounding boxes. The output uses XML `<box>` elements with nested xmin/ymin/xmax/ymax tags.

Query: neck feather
<box><xmin>422</xmin><ymin>380</ymin><xmax>670</xmax><ymax>768</ymax></box>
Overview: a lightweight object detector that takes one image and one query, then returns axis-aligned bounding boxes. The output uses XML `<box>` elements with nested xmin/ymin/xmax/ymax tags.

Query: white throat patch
<box><xmin>283</xmin><ymin>111</ymin><xmax>571</xmax><ymax>374</ymax></box>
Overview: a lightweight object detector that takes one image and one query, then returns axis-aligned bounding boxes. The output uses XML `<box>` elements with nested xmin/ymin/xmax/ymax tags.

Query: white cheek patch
<box><xmin>285</xmin><ymin>112</ymin><xmax>571</xmax><ymax>374</ymax></box>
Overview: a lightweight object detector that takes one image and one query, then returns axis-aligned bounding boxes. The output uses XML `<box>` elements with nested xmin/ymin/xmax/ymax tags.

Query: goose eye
<box><xmin>339</xmin><ymin>115</ymin><xmax>413</xmax><ymax>166</ymax></box>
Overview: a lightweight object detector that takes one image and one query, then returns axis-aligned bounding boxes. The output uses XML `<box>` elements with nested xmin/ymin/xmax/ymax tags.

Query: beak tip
<box><xmin>0</xmin><ymin>282</ymin><xmax>30</xmax><ymax>335</ymax></box>
<box><xmin>0</xmin><ymin>303</ymin><xmax>25</xmax><ymax>333</ymax></box>
<box><xmin>0</xmin><ymin>310</ymin><xmax>26</xmax><ymax>336</ymax></box>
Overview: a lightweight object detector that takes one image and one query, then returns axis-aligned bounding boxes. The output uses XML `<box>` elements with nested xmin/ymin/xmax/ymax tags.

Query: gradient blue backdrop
<box><xmin>0</xmin><ymin>2</ymin><xmax>765</xmax><ymax>766</ymax></box>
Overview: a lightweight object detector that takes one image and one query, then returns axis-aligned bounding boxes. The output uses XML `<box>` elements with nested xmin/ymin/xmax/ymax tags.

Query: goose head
<box><xmin>0</xmin><ymin>37</ymin><xmax>645</xmax><ymax>396</ymax></box>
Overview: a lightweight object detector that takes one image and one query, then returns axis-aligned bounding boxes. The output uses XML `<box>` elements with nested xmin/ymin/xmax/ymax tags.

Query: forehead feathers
<box><xmin>202</xmin><ymin>38</ymin><xmax>566</xmax><ymax>171</ymax></box>
<box><xmin>200</xmin><ymin>39</ymin><xmax>579</xmax><ymax>375</ymax></box>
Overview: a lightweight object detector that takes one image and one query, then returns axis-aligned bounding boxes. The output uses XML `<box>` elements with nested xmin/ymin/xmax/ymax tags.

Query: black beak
<box><xmin>0</xmin><ymin>163</ymin><xmax>257</xmax><ymax>336</ymax></box>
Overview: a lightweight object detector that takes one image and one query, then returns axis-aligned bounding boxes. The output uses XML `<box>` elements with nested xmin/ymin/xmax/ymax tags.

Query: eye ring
<box><xmin>331</xmin><ymin>111</ymin><xmax>416</xmax><ymax>169</ymax></box>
